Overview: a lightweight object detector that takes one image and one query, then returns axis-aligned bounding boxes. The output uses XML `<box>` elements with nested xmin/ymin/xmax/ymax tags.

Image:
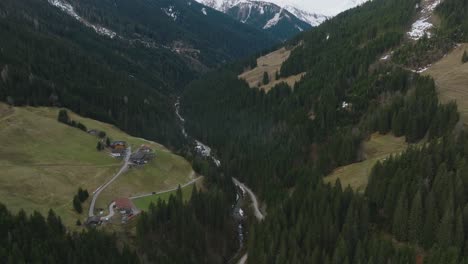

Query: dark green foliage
<box><xmin>361</xmin><ymin>74</ymin><xmax>459</xmax><ymax>143</ymax></box>
<box><xmin>0</xmin><ymin>0</ymin><xmax>274</xmax><ymax>149</ymax></box>
<box><xmin>72</xmin><ymin>195</ymin><xmax>82</xmax><ymax>214</ymax></box>
<box><xmin>106</xmin><ymin>137</ymin><xmax>111</xmax><ymax>147</ymax></box>
<box><xmin>57</xmin><ymin>109</ymin><xmax>70</xmax><ymax>124</ymax></box>
<box><xmin>136</xmin><ymin>183</ymin><xmax>237</xmax><ymax>264</ymax></box>
<box><xmin>98</xmin><ymin>131</ymin><xmax>106</xmax><ymax>139</ymax></box>
<box><xmin>76</xmin><ymin>219</ymin><xmax>81</xmax><ymax>226</ymax></box>
<box><xmin>392</xmin><ymin>35</ymin><xmax>454</xmax><ymax>69</ymax></box>
<box><xmin>437</xmin><ymin>0</ymin><xmax>468</xmax><ymax>42</ymax></box>
<box><xmin>463</xmin><ymin>51</ymin><xmax>468</xmax><ymax>63</ymax></box>
<box><xmin>262</xmin><ymin>71</ymin><xmax>270</xmax><ymax>85</ymax></box>
<box><xmin>96</xmin><ymin>141</ymin><xmax>104</xmax><ymax>151</ymax></box>
<box><xmin>77</xmin><ymin>188</ymin><xmax>89</xmax><ymax>203</ymax></box>
<box><xmin>0</xmin><ymin>205</ymin><xmax>137</xmax><ymax>263</ymax></box>
<box><xmin>57</xmin><ymin>110</ymin><xmax>89</xmax><ymax>132</ymax></box>
<box><xmin>366</xmin><ymin>133</ymin><xmax>468</xmax><ymax>260</ymax></box>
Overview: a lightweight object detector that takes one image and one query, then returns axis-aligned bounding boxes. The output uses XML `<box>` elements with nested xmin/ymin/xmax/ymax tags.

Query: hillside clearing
<box><xmin>425</xmin><ymin>43</ymin><xmax>468</xmax><ymax>124</ymax></box>
<box><xmin>0</xmin><ymin>103</ymin><xmax>193</xmax><ymax>228</ymax></box>
<box><xmin>324</xmin><ymin>133</ymin><xmax>408</xmax><ymax>192</ymax></box>
<box><xmin>132</xmin><ymin>179</ymin><xmax>201</xmax><ymax>211</ymax></box>
<box><xmin>239</xmin><ymin>47</ymin><xmax>305</xmax><ymax>92</ymax></box>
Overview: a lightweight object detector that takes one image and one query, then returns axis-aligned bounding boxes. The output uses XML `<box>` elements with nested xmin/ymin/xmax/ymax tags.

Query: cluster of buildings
<box><xmin>130</xmin><ymin>145</ymin><xmax>155</xmax><ymax>165</ymax></box>
<box><xmin>110</xmin><ymin>141</ymin><xmax>127</xmax><ymax>158</ymax></box>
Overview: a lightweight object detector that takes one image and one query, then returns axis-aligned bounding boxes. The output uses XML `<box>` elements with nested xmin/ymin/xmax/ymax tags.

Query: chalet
<box><xmin>130</xmin><ymin>149</ymin><xmax>155</xmax><ymax>165</ymax></box>
<box><xmin>140</xmin><ymin>145</ymin><xmax>152</xmax><ymax>153</ymax></box>
<box><xmin>114</xmin><ymin>197</ymin><xmax>135</xmax><ymax>215</ymax></box>
<box><xmin>110</xmin><ymin>141</ymin><xmax>127</xmax><ymax>150</ymax></box>
<box><xmin>130</xmin><ymin>152</ymin><xmax>147</xmax><ymax>165</ymax></box>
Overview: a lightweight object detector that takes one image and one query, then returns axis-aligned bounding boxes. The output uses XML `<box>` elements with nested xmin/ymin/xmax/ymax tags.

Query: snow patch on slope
<box><xmin>48</xmin><ymin>0</ymin><xmax>117</xmax><ymax>38</ymax></box>
<box><xmin>263</xmin><ymin>8</ymin><xmax>283</xmax><ymax>29</ymax></box>
<box><xmin>407</xmin><ymin>0</ymin><xmax>442</xmax><ymax>40</ymax></box>
<box><xmin>202</xmin><ymin>7</ymin><xmax>208</xmax><ymax>15</ymax></box>
<box><xmin>162</xmin><ymin>5</ymin><xmax>179</xmax><ymax>21</ymax></box>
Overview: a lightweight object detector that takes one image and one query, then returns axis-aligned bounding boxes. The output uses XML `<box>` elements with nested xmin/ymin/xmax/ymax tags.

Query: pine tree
<box><xmin>57</xmin><ymin>109</ymin><xmax>70</xmax><ymax>124</ymax></box>
<box><xmin>72</xmin><ymin>195</ymin><xmax>82</xmax><ymax>214</ymax></box>
<box><xmin>423</xmin><ymin>191</ymin><xmax>438</xmax><ymax>248</ymax></box>
<box><xmin>408</xmin><ymin>190</ymin><xmax>422</xmax><ymax>244</ymax></box>
<box><xmin>437</xmin><ymin>206</ymin><xmax>454</xmax><ymax>248</ymax></box>
<box><xmin>455</xmin><ymin>208</ymin><xmax>464</xmax><ymax>250</ymax></box>
<box><xmin>262</xmin><ymin>72</ymin><xmax>270</xmax><ymax>85</ymax></box>
<box><xmin>96</xmin><ymin>141</ymin><xmax>104</xmax><ymax>151</ymax></box>
<box><xmin>392</xmin><ymin>189</ymin><xmax>409</xmax><ymax>241</ymax></box>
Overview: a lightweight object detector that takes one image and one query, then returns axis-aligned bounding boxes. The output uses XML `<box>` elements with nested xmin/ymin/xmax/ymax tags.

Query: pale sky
<box><xmin>268</xmin><ymin>0</ymin><xmax>368</xmax><ymax>16</ymax></box>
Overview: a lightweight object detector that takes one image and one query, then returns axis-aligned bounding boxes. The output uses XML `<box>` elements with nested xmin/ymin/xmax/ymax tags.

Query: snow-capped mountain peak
<box><xmin>283</xmin><ymin>5</ymin><xmax>327</xmax><ymax>27</ymax></box>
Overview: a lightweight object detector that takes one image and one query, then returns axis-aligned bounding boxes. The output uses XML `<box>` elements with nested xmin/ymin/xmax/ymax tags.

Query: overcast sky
<box><xmin>269</xmin><ymin>0</ymin><xmax>367</xmax><ymax>16</ymax></box>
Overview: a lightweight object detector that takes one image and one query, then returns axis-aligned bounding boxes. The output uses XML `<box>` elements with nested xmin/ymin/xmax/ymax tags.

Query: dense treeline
<box><xmin>137</xmin><ymin>185</ymin><xmax>237</xmax><ymax>264</ymax></box>
<box><xmin>73</xmin><ymin>0</ymin><xmax>276</xmax><ymax>66</ymax></box>
<box><xmin>0</xmin><ymin>0</ymin><xmax>190</xmax><ymax>148</ymax></box>
<box><xmin>360</xmin><ymin>74</ymin><xmax>459</xmax><ymax>143</ymax></box>
<box><xmin>0</xmin><ymin>0</ymin><xmax>274</xmax><ymax>149</ymax></box>
<box><xmin>366</xmin><ymin>134</ymin><xmax>468</xmax><ymax>262</ymax></box>
<box><xmin>134</xmin><ymin>152</ymin><xmax>238</xmax><ymax>263</ymax></box>
<box><xmin>248</xmin><ymin>174</ymin><xmax>416</xmax><ymax>264</ymax></box>
<box><xmin>181</xmin><ymin>0</ymin><xmax>466</xmax><ymax>262</ymax></box>
<box><xmin>437</xmin><ymin>0</ymin><xmax>468</xmax><ymax>42</ymax></box>
<box><xmin>0</xmin><ymin>205</ymin><xmax>137</xmax><ymax>263</ymax></box>
<box><xmin>280</xmin><ymin>0</ymin><xmax>416</xmax><ymax>90</ymax></box>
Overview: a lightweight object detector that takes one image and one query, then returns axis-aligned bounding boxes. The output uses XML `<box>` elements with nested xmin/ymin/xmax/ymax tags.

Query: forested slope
<box><xmin>0</xmin><ymin>0</ymin><xmax>274</xmax><ymax>148</ymax></box>
<box><xmin>181</xmin><ymin>0</ymin><xmax>468</xmax><ymax>262</ymax></box>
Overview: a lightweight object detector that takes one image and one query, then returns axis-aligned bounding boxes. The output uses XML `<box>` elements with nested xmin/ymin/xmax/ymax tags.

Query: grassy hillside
<box><xmin>0</xmin><ymin>103</ymin><xmax>193</xmax><ymax>228</ymax></box>
<box><xmin>238</xmin><ymin>47</ymin><xmax>305</xmax><ymax>92</ymax></box>
<box><xmin>425</xmin><ymin>43</ymin><xmax>468</xmax><ymax>124</ymax></box>
<box><xmin>324</xmin><ymin>133</ymin><xmax>408</xmax><ymax>192</ymax></box>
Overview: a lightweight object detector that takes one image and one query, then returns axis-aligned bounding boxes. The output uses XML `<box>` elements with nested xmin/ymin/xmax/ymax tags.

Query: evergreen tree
<box><xmin>73</xmin><ymin>195</ymin><xmax>82</xmax><ymax>214</ymax></box>
<box><xmin>423</xmin><ymin>191</ymin><xmax>438</xmax><ymax>248</ymax></box>
<box><xmin>58</xmin><ymin>109</ymin><xmax>70</xmax><ymax>124</ymax></box>
<box><xmin>262</xmin><ymin>72</ymin><xmax>270</xmax><ymax>85</ymax></box>
<box><xmin>462</xmin><ymin>50</ymin><xmax>468</xmax><ymax>63</ymax></box>
<box><xmin>408</xmin><ymin>190</ymin><xmax>422</xmax><ymax>244</ymax></box>
<box><xmin>96</xmin><ymin>141</ymin><xmax>104</xmax><ymax>151</ymax></box>
<box><xmin>437</xmin><ymin>206</ymin><xmax>454</xmax><ymax>248</ymax></box>
<box><xmin>392</xmin><ymin>189</ymin><xmax>409</xmax><ymax>241</ymax></box>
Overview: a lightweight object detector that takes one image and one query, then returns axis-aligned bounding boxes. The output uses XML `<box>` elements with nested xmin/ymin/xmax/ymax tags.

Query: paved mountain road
<box><xmin>88</xmin><ymin>147</ymin><xmax>131</xmax><ymax>217</ymax></box>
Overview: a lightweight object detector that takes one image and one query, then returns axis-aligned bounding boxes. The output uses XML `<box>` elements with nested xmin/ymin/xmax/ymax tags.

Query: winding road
<box><xmin>232</xmin><ymin>178</ymin><xmax>264</xmax><ymax>264</ymax></box>
<box><xmin>129</xmin><ymin>172</ymin><xmax>200</xmax><ymax>200</ymax></box>
<box><xmin>232</xmin><ymin>178</ymin><xmax>264</xmax><ymax>221</ymax></box>
<box><xmin>88</xmin><ymin>147</ymin><xmax>131</xmax><ymax>217</ymax></box>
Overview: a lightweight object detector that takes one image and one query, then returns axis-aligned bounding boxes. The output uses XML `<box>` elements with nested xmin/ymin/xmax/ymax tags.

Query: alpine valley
<box><xmin>2</xmin><ymin>0</ymin><xmax>468</xmax><ymax>263</ymax></box>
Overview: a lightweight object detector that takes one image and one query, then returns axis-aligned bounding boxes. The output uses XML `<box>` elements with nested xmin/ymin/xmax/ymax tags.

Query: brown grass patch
<box><xmin>239</xmin><ymin>47</ymin><xmax>305</xmax><ymax>92</ymax></box>
<box><xmin>324</xmin><ymin>133</ymin><xmax>408</xmax><ymax>192</ymax></box>
<box><xmin>425</xmin><ymin>43</ymin><xmax>468</xmax><ymax>124</ymax></box>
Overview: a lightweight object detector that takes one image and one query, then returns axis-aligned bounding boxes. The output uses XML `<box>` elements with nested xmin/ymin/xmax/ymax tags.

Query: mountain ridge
<box><xmin>196</xmin><ymin>0</ymin><xmax>327</xmax><ymax>40</ymax></box>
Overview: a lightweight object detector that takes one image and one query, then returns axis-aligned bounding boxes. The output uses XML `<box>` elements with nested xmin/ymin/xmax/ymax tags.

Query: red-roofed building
<box><xmin>114</xmin><ymin>197</ymin><xmax>135</xmax><ymax>214</ymax></box>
